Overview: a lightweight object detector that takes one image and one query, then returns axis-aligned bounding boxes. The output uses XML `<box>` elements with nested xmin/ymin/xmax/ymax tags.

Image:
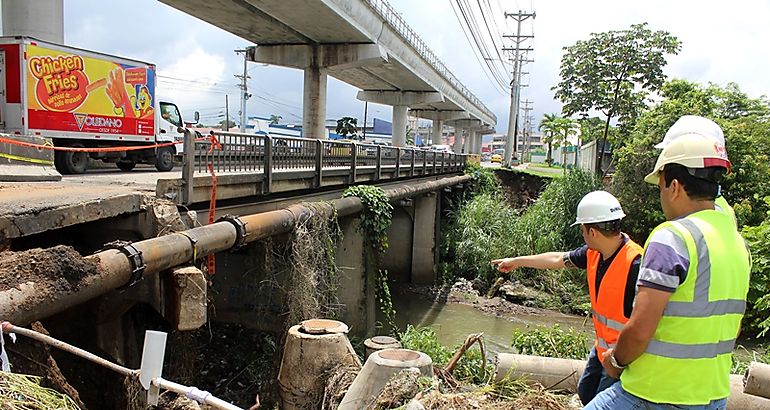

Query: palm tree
<box><xmin>538</xmin><ymin>113</ymin><xmax>560</xmax><ymax>166</ymax></box>
<box><xmin>336</xmin><ymin>116</ymin><xmax>360</xmax><ymax>140</ymax></box>
<box><xmin>552</xmin><ymin>117</ymin><xmax>579</xmax><ymax>170</ymax></box>
<box><xmin>269</xmin><ymin>114</ymin><xmax>282</xmax><ymax>125</ymax></box>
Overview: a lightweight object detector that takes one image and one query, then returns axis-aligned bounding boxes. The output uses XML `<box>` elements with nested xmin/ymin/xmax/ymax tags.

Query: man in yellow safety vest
<box><xmin>586</xmin><ymin>134</ymin><xmax>750</xmax><ymax>409</ymax></box>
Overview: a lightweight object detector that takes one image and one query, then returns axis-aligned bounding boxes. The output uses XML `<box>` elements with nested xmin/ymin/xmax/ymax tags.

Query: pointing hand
<box><xmin>490</xmin><ymin>257</ymin><xmax>518</xmax><ymax>273</ymax></box>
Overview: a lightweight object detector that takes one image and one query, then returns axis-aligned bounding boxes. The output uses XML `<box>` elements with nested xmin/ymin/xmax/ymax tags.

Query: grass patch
<box><xmin>511</xmin><ymin>325</ymin><xmax>590</xmax><ymax>360</ymax></box>
<box><xmin>0</xmin><ymin>373</ymin><xmax>81</xmax><ymax>409</ymax></box>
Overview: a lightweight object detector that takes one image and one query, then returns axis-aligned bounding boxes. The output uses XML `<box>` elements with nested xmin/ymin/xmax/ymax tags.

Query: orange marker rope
<box><xmin>0</xmin><ymin>136</ymin><xmax>207</xmax><ymax>153</ymax></box>
<box><xmin>206</xmin><ymin>134</ymin><xmax>221</xmax><ymax>276</ymax></box>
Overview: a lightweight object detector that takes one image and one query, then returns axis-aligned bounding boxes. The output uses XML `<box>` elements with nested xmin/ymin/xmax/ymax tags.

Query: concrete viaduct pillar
<box><xmin>453</xmin><ymin>127</ymin><xmax>464</xmax><ymax>153</ymax></box>
<box><xmin>430</xmin><ymin>120</ymin><xmax>444</xmax><ymax>146</ymax></box>
<box><xmin>2</xmin><ymin>0</ymin><xmax>63</xmax><ymax>43</ymax></box>
<box><xmin>249</xmin><ymin>44</ymin><xmax>388</xmax><ymax>139</ymax></box>
<box><xmin>303</xmin><ymin>65</ymin><xmax>328</xmax><ymax>140</ymax></box>
<box><xmin>411</xmin><ymin>193</ymin><xmax>439</xmax><ymax>284</ymax></box>
<box><xmin>356</xmin><ymin>91</ymin><xmax>444</xmax><ymax>147</ymax></box>
<box><xmin>391</xmin><ymin>105</ymin><xmax>408</xmax><ymax>147</ymax></box>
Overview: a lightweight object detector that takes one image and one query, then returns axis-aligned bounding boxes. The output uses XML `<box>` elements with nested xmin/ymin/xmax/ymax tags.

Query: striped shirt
<box><xmin>638</xmin><ymin>227</ymin><xmax>689</xmax><ymax>293</ymax></box>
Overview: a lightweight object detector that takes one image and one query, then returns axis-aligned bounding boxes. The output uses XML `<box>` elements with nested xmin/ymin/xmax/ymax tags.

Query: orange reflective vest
<box><xmin>586</xmin><ymin>238</ymin><xmax>643</xmax><ymax>359</ymax></box>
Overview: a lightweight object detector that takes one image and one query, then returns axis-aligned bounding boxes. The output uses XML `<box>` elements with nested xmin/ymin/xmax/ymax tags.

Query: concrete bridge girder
<box><xmin>356</xmin><ymin>91</ymin><xmax>446</xmax><ymax>147</ymax></box>
<box><xmin>250</xmin><ymin>44</ymin><xmax>389</xmax><ymax>140</ymax></box>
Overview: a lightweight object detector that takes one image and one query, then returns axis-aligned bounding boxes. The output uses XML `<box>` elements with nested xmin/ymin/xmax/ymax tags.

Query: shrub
<box><xmin>510</xmin><ymin>324</ymin><xmax>590</xmax><ymax>360</ymax></box>
<box><xmin>740</xmin><ymin>203</ymin><xmax>770</xmax><ymax>339</ymax></box>
<box><xmin>399</xmin><ymin>325</ymin><xmax>492</xmax><ymax>385</ymax></box>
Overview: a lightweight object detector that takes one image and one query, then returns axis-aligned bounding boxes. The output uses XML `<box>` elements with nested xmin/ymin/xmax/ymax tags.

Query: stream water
<box><xmin>392</xmin><ymin>295</ymin><xmax>594</xmax><ymax>355</ymax></box>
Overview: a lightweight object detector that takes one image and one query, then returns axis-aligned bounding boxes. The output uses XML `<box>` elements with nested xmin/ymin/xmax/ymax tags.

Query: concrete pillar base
<box><xmin>302</xmin><ymin>64</ymin><xmax>328</xmax><ymax>139</ymax></box>
<box><xmin>278</xmin><ymin>319</ymin><xmax>361</xmax><ymax>410</ymax></box>
<box><xmin>336</xmin><ymin>217</ymin><xmax>376</xmax><ymax>336</ymax></box>
<box><xmin>339</xmin><ymin>349</ymin><xmax>433</xmax><ymax>409</ymax></box>
<box><xmin>412</xmin><ymin>193</ymin><xmax>438</xmax><ymax>284</ymax></box>
<box><xmin>392</xmin><ymin>105</ymin><xmax>408</xmax><ymax>147</ymax></box>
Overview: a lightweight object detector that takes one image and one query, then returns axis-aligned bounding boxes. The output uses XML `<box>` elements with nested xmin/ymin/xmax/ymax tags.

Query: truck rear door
<box><xmin>0</xmin><ymin>51</ymin><xmax>5</xmax><ymax>128</ymax></box>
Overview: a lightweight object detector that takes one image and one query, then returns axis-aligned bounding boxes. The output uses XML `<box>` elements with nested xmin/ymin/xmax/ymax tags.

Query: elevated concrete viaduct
<box><xmin>158</xmin><ymin>0</ymin><xmax>497</xmax><ymax>145</ymax></box>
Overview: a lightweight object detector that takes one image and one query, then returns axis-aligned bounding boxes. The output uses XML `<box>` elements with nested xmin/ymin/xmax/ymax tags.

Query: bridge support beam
<box><xmin>430</xmin><ymin>120</ymin><xmax>443</xmax><ymax>146</ymax></box>
<box><xmin>464</xmin><ymin>130</ymin><xmax>476</xmax><ymax>154</ymax></box>
<box><xmin>453</xmin><ymin>127</ymin><xmax>464</xmax><ymax>153</ymax></box>
<box><xmin>337</xmin><ymin>217</ymin><xmax>376</xmax><ymax>337</ymax></box>
<box><xmin>411</xmin><ymin>193</ymin><xmax>439</xmax><ymax>284</ymax></box>
<box><xmin>392</xmin><ymin>105</ymin><xmax>408</xmax><ymax>147</ymax></box>
<box><xmin>303</xmin><ymin>65</ymin><xmax>328</xmax><ymax>139</ymax></box>
<box><xmin>249</xmin><ymin>44</ymin><xmax>389</xmax><ymax>139</ymax></box>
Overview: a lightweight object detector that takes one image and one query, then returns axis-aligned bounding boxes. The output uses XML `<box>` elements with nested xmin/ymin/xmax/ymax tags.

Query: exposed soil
<box><xmin>494</xmin><ymin>169</ymin><xmax>550</xmax><ymax>209</ymax></box>
<box><xmin>163</xmin><ymin>323</ymin><xmax>279</xmax><ymax>409</ymax></box>
<box><xmin>394</xmin><ymin>281</ymin><xmax>575</xmax><ymax>322</ymax></box>
<box><xmin>0</xmin><ymin>245</ymin><xmax>100</xmax><ymax>310</ymax></box>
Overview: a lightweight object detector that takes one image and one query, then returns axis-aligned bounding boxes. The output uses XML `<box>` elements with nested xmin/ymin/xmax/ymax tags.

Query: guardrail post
<box><xmin>180</xmin><ymin>128</ymin><xmax>195</xmax><ymax>206</ymax></box>
<box><xmin>410</xmin><ymin>148</ymin><xmax>415</xmax><ymax>177</ymax></box>
<box><xmin>264</xmin><ymin>135</ymin><xmax>273</xmax><ymax>194</ymax></box>
<box><xmin>422</xmin><ymin>150</ymin><xmax>427</xmax><ymax>175</ymax></box>
<box><xmin>432</xmin><ymin>151</ymin><xmax>437</xmax><ymax>174</ymax></box>
<box><xmin>395</xmin><ymin>147</ymin><xmax>401</xmax><ymax>178</ymax></box>
<box><xmin>315</xmin><ymin>140</ymin><xmax>323</xmax><ymax>188</ymax></box>
<box><xmin>350</xmin><ymin>142</ymin><xmax>357</xmax><ymax>184</ymax></box>
<box><xmin>375</xmin><ymin>145</ymin><xmax>382</xmax><ymax>181</ymax></box>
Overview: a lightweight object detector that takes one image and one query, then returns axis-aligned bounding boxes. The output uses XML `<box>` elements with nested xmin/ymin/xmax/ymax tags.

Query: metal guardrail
<box><xmin>181</xmin><ymin>130</ymin><xmax>468</xmax><ymax>204</ymax></box>
<box><xmin>363</xmin><ymin>0</ymin><xmax>495</xmax><ymax>121</ymax></box>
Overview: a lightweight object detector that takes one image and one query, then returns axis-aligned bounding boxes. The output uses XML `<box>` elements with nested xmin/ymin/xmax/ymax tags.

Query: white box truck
<box><xmin>0</xmin><ymin>36</ymin><xmax>196</xmax><ymax>174</ymax></box>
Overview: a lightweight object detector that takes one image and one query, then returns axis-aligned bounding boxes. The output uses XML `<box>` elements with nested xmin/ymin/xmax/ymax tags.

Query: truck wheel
<box><xmin>57</xmin><ymin>147</ymin><xmax>88</xmax><ymax>174</ymax></box>
<box><xmin>116</xmin><ymin>160</ymin><xmax>136</xmax><ymax>171</ymax></box>
<box><xmin>155</xmin><ymin>146</ymin><xmax>175</xmax><ymax>172</ymax></box>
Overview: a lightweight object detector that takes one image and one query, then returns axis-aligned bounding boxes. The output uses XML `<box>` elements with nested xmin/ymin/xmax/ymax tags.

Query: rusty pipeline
<box><xmin>0</xmin><ymin>175</ymin><xmax>470</xmax><ymax>324</ymax></box>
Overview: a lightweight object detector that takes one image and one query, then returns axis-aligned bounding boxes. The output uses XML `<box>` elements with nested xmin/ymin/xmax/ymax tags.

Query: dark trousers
<box><xmin>578</xmin><ymin>346</ymin><xmax>619</xmax><ymax>405</ymax></box>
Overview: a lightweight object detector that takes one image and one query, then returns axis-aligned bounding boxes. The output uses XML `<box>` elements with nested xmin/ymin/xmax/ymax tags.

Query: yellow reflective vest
<box><xmin>620</xmin><ymin>209</ymin><xmax>750</xmax><ymax>405</ymax></box>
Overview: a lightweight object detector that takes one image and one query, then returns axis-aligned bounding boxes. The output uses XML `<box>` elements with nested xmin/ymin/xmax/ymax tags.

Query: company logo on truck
<box><xmin>73</xmin><ymin>113</ymin><xmax>123</xmax><ymax>132</ymax></box>
<box><xmin>29</xmin><ymin>55</ymin><xmax>89</xmax><ymax>112</ymax></box>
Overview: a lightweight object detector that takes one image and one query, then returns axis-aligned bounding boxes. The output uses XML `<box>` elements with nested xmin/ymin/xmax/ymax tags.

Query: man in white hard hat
<box><xmin>655</xmin><ymin>115</ymin><xmax>736</xmax><ymax>224</ymax></box>
<box><xmin>588</xmin><ymin>135</ymin><xmax>750</xmax><ymax>409</ymax></box>
<box><xmin>491</xmin><ymin>190</ymin><xmax>643</xmax><ymax>405</ymax></box>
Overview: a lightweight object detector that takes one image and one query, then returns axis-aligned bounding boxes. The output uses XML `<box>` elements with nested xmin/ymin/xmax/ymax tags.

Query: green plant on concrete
<box><xmin>343</xmin><ymin>185</ymin><xmax>396</xmax><ymax>331</ymax></box>
<box><xmin>399</xmin><ymin>325</ymin><xmax>493</xmax><ymax>385</ymax></box>
<box><xmin>511</xmin><ymin>324</ymin><xmax>589</xmax><ymax>360</ymax></box>
<box><xmin>731</xmin><ymin>345</ymin><xmax>770</xmax><ymax>375</ymax></box>
<box><xmin>286</xmin><ymin>202</ymin><xmax>342</xmax><ymax>325</ymax></box>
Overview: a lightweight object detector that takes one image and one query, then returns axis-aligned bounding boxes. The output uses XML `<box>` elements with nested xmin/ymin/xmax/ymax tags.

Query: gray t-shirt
<box><xmin>637</xmin><ymin>227</ymin><xmax>689</xmax><ymax>292</ymax></box>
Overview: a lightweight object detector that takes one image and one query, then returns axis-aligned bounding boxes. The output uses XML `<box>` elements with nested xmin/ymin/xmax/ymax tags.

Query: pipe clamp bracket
<box><xmin>103</xmin><ymin>240</ymin><xmax>146</xmax><ymax>290</ymax></box>
<box><xmin>216</xmin><ymin>215</ymin><xmax>247</xmax><ymax>250</ymax></box>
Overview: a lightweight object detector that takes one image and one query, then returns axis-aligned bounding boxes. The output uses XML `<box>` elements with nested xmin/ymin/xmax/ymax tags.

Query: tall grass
<box><xmin>442</xmin><ymin>168</ymin><xmax>600</xmax><ymax>311</ymax></box>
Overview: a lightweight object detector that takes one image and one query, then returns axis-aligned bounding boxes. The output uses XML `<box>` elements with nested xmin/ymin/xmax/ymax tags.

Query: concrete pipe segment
<box><xmin>364</xmin><ymin>335</ymin><xmax>402</xmax><ymax>360</ymax></box>
<box><xmin>744</xmin><ymin>362</ymin><xmax>770</xmax><ymax>399</ymax></box>
<box><xmin>338</xmin><ymin>348</ymin><xmax>433</xmax><ymax>410</ymax></box>
<box><xmin>277</xmin><ymin>319</ymin><xmax>361</xmax><ymax>410</ymax></box>
<box><xmin>496</xmin><ymin>353</ymin><xmax>770</xmax><ymax>409</ymax></box>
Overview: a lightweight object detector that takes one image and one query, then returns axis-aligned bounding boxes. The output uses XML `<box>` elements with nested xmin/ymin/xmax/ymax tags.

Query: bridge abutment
<box><xmin>336</xmin><ymin>217</ymin><xmax>376</xmax><ymax>336</ymax></box>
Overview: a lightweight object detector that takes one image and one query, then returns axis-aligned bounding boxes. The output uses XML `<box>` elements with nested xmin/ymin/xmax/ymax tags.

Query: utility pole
<box><xmin>224</xmin><ymin>95</ymin><xmax>229</xmax><ymax>131</ymax></box>
<box><xmin>521</xmin><ymin>99</ymin><xmax>533</xmax><ymax>161</ymax></box>
<box><xmin>235</xmin><ymin>48</ymin><xmax>252</xmax><ymax>133</ymax></box>
<box><xmin>502</xmin><ymin>10</ymin><xmax>535</xmax><ymax>167</ymax></box>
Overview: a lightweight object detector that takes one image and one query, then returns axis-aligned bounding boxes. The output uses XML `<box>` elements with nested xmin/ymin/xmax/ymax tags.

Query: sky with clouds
<box><xmin>57</xmin><ymin>0</ymin><xmax>770</xmax><ymax>132</ymax></box>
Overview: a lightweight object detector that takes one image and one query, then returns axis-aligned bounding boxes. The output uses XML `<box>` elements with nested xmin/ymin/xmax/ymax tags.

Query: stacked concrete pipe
<box><xmin>338</xmin><ymin>348</ymin><xmax>433</xmax><ymax>410</ymax></box>
<box><xmin>496</xmin><ymin>353</ymin><xmax>770</xmax><ymax>409</ymax></box>
<box><xmin>277</xmin><ymin>319</ymin><xmax>360</xmax><ymax>409</ymax></box>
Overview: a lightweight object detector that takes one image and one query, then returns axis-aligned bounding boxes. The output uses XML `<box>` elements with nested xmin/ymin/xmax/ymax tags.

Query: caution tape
<box><xmin>205</xmin><ymin>138</ymin><xmax>220</xmax><ymax>276</ymax></box>
<box><xmin>0</xmin><ymin>135</ymin><xmax>209</xmax><ymax>154</ymax></box>
<box><xmin>0</xmin><ymin>152</ymin><xmax>54</xmax><ymax>166</ymax></box>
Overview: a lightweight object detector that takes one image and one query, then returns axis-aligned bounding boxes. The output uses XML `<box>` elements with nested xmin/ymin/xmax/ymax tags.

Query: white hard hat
<box><xmin>655</xmin><ymin>115</ymin><xmax>725</xmax><ymax>149</ymax></box>
<box><xmin>644</xmin><ymin>134</ymin><xmax>731</xmax><ymax>185</ymax></box>
<box><xmin>571</xmin><ymin>191</ymin><xmax>626</xmax><ymax>226</ymax></box>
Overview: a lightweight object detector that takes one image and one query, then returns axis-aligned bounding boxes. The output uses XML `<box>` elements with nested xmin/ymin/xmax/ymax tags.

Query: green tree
<box><xmin>539</xmin><ymin>113</ymin><xmax>560</xmax><ymax>165</ymax></box>
<box><xmin>218</xmin><ymin>119</ymin><xmax>236</xmax><ymax>130</ymax></box>
<box><xmin>269</xmin><ymin>114</ymin><xmax>282</xmax><ymax>125</ymax></box>
<box><xmin>553</xmin><ymin>23</ymin><xmax>681</xmax><ymax>175</ymax></box>
<box><xmin>335</xmin><ymin>116</ymin><xmax>360</xmax><ymax>140</ymax></box>
<box><xmin>552</xmin><ymin>117</ymin><xmax>579</xmax><ymax>170</ymax></box>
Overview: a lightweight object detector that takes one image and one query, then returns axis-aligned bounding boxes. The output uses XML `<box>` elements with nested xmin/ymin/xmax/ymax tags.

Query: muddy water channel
<box><xmin>392</xmin><ymin>290</ymin><xmax>594</xmax><ymax>354</ymax></box>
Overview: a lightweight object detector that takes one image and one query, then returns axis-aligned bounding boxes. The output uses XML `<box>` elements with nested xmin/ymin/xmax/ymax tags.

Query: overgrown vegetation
<box><xmin>285</xmin><ymin>202</ymin><xmax>341</xmax><ymax>325</ymax></box>
<box><xmin>400</xmin><ymin>325</ymin><xmax>493</xmax><ymax>385</ymax></box>
<box><xmin>441</xmin><ymin>166</ymin><xmax>598</xmax><ymax>314</ymax></box>
<box><xmin>511</xmin><ymin>325</ymin><xmax>589</xmax><ymax>360</ymax></box>
<box><xmin>342</xmin><ymin>185</ymin><xmax>397</xmax><ymax>332</ymax></box>
<box><xmin>0</xmin><ymin>373</ymin><xmax>81</xmax><ymax>410</ymax></box>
